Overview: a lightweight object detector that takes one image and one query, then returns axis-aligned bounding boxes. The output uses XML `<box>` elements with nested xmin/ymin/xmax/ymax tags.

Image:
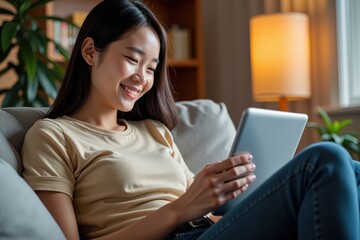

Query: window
<box><xmin>336</xmin><ymin>0</ymin><xmax>360</xmax><ymax>107</ymax></box>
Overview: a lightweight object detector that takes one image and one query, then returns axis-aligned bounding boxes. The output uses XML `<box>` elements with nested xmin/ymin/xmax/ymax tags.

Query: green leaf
<box><xmin>332</xmin><ymin>121</ymin><xmax>341</xmax><ymax>134</ymax></box>
<box><xmin>27</xmin><ymin>30</ymin><xmax>47</xmax><ymax>55</ymax></box>
<box><xmin>37</xmin><ymin>61</ymin><xmax>58</xmax><ymax>99</ymax></box>
<box><xmin>26</xmin><ymin>72</ymin><xmax>38</xmax><ymax>102</ymax></box>
<box><xmin>320</xmin><ymin>133</ymin><xmax>332</xmax><ymax>141</ymax></box>
<box><xmin>316</xmin><ymin>107</ymin><xmax>333</xmax><ymax>133</ymax></box>
<box><xmin>345</xmin><ymin>142</ymin><xmax>360</xmax><ymax>156</ymax></box>
<box><xmin>19</xmin><ymin>0</ymin><xmax>33</xmax><ymax>17</ymax></box>
<box><xmin>342</xmin><ymin>134</ymin><xmax>359</xmax><ymax>145</ymax></box>
<box><xmin>336</xmin><ymin>119</ymin><xmax>352</xmax><ymax>132</ymax></box>
<box><xmin>330</xmin><ymin>133</ymin><xmax>342</xmax><ymax>144</ymax></box>
<box><xmin>43</xmin><ymin>58</ymin><xmax>65</xmax><ymax>82</ymax></box>
<box><xmin>19</xmin><ymin>40</ymin><xmax>37</xmax><ymax>81</ymax></box>
<box><xmin>1</xmin><ymin>22</ymin><xmax>18</xmax><ymax>52</ymax></box>
<box><xmin>2</xmin><ymin>81</ymin><xmax>21</xmax><ymax>107</ymax></box>
<box><xmin>52</xmin><ymin>40</ymin><xmax>70</xmax><ymax>60</ymax></box>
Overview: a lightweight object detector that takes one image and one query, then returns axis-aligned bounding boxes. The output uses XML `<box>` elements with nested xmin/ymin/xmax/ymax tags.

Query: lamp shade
<box><xmin>250</xmin><ymin>12</ymin><xmax>311</xmax><ymax>102</ymax></box>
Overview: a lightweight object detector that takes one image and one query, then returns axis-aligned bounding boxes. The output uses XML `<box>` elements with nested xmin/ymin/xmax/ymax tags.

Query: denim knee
<box><xmin>301</xmin><ymin>141</ymin><xmax>353</xmax><ymax>174</ymax></box>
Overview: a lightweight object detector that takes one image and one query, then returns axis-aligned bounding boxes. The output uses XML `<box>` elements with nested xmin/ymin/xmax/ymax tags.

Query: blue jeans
<box><xmin>166</xmin><ymin>142</ymin><xmax>360</xmax><ymax>240</ymax></box>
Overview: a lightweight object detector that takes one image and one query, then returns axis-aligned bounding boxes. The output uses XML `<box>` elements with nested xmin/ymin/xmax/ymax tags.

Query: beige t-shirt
<box><xmin>22</xmin><ymin>116</ymin><xmax>194</xmax><ymax>238</ymax></box>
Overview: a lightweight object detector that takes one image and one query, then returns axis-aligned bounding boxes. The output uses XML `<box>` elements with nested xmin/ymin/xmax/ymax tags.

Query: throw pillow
<box><xmin>173</xmin><ymin>100</ymin><xmax>236</xmax><ymax>174</ymax></box>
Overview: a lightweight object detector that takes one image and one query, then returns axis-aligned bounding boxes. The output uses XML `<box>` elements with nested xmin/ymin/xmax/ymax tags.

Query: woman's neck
<box><xmin>70</xmin><ymin>104</ymin><xmax>126</xmax><ymax>132</ymax></box>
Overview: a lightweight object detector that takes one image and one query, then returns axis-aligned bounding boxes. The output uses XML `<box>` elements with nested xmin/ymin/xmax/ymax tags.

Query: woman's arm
<box><xmin>37</xmin><ymin>191</ymin><xmax>80</xmax><ymax>240</ymax></box>
<box><xmin>38</xmin><ymin>153</ymin><xmax>255</xmax><ymax>240</ymax></box>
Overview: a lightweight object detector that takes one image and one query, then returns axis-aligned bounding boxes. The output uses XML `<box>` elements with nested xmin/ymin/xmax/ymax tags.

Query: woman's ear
<box><xmin>81</xmin><ymin>37</ymin><xmax>96</xmax><ymax>65</ymax></box>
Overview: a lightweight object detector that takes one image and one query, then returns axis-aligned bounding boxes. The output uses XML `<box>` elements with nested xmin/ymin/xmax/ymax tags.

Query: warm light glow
<box><xmin>250</xmin><ymin>13</ymin><xmax>311</xmax><ymax>103</ymax></box>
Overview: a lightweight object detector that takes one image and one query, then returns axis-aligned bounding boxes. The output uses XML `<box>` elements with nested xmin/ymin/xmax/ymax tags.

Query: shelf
<box><xmin>168</xmin><ymin>59</ymin><xmax>199</xmax><ymax>67</ymax></box>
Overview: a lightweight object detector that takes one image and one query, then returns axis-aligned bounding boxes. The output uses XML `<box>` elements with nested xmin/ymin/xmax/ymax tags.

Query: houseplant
<box><xmin>0</xmin><ymin>0</ymin><xmax>76</xmax><ymax>107</ymax></box>
<box><xmin>308</xmin><ymin>106</ymin><xmax>360</xmax><ymax>160</ymax></box>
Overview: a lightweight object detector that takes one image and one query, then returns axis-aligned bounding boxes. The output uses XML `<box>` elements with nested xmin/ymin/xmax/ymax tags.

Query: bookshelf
<box><xmin>43</xmin><ymin>0</ymin><xmax>205</xmax><ymax>100</ymax></box>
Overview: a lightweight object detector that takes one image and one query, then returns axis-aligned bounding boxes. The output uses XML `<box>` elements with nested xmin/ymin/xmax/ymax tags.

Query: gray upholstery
<box><xmin>0</xmin><ymin>107</ymin><xmax>47</xmax><ymax>173</ymax></box>
<box><xmin>0</xmin><ymin>99</ymin><xmax>236</xmax><ymax>239</ymax></box>
<box><xmin>0</xmin><ymin>158</ymin><xmax>65</xmax><ymax>240</ymax></box>
<box><xmin>173</xmin><ymin>99</ymin><xmax>236</xmax><ymax>174</ymax></box>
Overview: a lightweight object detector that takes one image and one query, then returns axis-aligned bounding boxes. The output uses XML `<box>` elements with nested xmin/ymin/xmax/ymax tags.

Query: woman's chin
<box><xmin>117</xmin><ymin>102</ymin><xmax>135</xmax><ymax>112</ymax></box>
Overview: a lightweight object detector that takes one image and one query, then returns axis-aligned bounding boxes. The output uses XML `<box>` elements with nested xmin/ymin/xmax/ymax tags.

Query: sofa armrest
<box><xmin>0</xmin><ymin>158</ymin><xmax>65</xmax><ymax>239</ymax></box>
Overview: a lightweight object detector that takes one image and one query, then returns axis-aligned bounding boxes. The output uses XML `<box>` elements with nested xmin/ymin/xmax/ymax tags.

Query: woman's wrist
<box><xmin>165</xmin><ymin>200</ymin><xmax>189</xmax><ymax>225</ymax></box>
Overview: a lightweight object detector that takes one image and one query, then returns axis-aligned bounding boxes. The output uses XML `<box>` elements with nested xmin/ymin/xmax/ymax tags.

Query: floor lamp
<box><xmin>250</xmin><ymin>12</ymin><xmax>311</xmax><ymax>111</ymax></box>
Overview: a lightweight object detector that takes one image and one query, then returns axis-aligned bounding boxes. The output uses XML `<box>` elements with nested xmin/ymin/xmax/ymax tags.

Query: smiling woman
<box><xmin>20</xmin><ymin>1</ymin><xmax>360</xmax><ymax>240</ymax></box>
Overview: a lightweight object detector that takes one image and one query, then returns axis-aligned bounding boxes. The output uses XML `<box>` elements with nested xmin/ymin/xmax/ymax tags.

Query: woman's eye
<box><xmin>148</xmin><ymin>67</ymin><xmax>156</xmax><ymax>73</ymax></box>
<box><xmin>125</xmin><ymin>56</ymin><xmax>138</xmax><ymax>63</ymax></box>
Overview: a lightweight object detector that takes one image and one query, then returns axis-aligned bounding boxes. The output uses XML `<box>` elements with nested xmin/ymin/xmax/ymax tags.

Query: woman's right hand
<box><xmin>171</xmin><ymin>152</ymin><xmax>256</xmax><ymax>223</ymax></box>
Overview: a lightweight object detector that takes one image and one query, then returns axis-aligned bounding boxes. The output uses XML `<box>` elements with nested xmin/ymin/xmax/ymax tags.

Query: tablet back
<box><xmin>213</xmin><ymin>108</ymin><xmax>308</xmax><ymax>215</ymax></box>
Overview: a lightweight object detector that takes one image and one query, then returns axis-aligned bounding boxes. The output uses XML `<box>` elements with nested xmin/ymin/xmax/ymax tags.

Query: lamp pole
<box><xmin>279</xmin><ymin>97</ymin><xmax>289</xmax><ymax>111</ymax></box>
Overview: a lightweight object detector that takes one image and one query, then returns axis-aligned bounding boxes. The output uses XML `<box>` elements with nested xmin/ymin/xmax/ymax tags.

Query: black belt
<box><xmin>172</xmin><ymin>216</ymin><xmax>214</xmax><ymax>235</ymax></box>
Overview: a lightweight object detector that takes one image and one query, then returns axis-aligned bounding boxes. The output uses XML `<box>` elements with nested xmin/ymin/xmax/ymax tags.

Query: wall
<box><xmin>202</xmin><ymin>0</ymin><xmax>254</xmax><ymax>123</ymax></box>
<box><xmin>201</xmin><ymin>0</ymin><xmax>360</xmax><ymax>150</ymax></box>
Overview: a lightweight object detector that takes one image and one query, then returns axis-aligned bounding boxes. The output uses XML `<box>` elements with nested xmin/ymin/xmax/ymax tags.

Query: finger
<box><xmin>216</xmin><ymin>162</ymin><xmax>256</xmax><ymax>183</ymax></box>
<box><xmin>216</xmin><ymin>183</ymin><xmax>250</xmax><ymax>205</ymax></box>
<box><xmin>221</xmin><ymin>173</ymin><xmax>256</xmax><ymax>194</ymax></box>
<box><xmin>204</xmin><ymin>161</ymin><xmax>221</xmax><ymax>169</ymax></box>
<box><xmin>224</xmin><ymin>183</ymin><xmax>250</xmax><ymax>201</ymax></box>
<box><xmin>207</xmin><ymin>153</ymin><xmax>253</xmax><ymax>174</ymax></box>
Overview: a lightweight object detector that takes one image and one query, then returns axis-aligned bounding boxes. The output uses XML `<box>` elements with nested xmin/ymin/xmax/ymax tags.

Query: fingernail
<box><xmin>248</xmin><ymin>154</ymin><xmax>253</xmax><ymax>161</ymax></box>
<box><xmin>248</xmin><ymin>163</ymin><xmax>256</xmax><ymax>171</ymax></box>
<box><xmin>248</xmin><ymin>174</ymin><xmax>256</xmax><ymax>182</ymax></box>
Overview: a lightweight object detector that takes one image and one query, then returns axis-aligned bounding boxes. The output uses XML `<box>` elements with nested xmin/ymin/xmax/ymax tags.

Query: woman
<box><xmin>22</xmin><ymin>0</ymin><xmax>360</xmax><ymax>239</ymax></box>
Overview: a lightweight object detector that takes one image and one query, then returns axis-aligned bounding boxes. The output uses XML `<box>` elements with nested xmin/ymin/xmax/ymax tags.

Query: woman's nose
<box><xmin>131</xmin><ymin>72</ymin><xmax>146</xmax><ymax>84</ymax></box>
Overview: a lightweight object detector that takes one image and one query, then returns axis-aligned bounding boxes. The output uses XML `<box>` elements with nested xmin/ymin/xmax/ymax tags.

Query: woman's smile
<box><xmin>121</xmin><ymin>84</ymin><xmax>141</xmax><ymax>99</ymax></box>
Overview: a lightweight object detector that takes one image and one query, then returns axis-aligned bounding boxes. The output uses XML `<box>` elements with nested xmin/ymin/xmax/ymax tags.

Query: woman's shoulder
<box><xmin>26</xmin><ymin>117</ymin><xmax>69</xmax><ymax>140</ymax></box>
<box><xmin>30</xmin><ymin>117</ymin><xmax>71</xmax><ymax>132</ymax></box>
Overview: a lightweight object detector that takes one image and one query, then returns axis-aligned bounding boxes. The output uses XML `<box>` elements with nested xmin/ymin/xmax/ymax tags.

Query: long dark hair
<box><xmin>46</xmin><ymin>0</ymin><xmax>178</xmax><ymax>129</ymax></box>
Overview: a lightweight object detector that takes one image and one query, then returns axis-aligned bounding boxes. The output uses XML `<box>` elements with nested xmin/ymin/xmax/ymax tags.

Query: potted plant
<box><xmin>0</xmin><ymin>0</ymin><xmax>76</xmax><ymax>107</ymax></box>
<box><xmin>308</xmin><ymin>106</ymin><xmax>360</xmax><ymax>160</ymax></box>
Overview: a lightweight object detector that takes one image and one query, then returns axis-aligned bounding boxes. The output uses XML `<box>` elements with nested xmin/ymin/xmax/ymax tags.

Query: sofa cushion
<box><xmin>0</xmin><ymin>158</ymin><xmax>65</xmax><ymax>240</ymax></box>
<box><xmin>0</xmin><ymin>132</ymin><xmax>22</xmax><ymax>173</ymax></box>
<box><xmin>0</xmin><ymin>107</ymin><xmax>47</xmax><ymax>153</ymax></box>
<box><xmin>172</xmin><ymin>99</ymin><xmax>236</xmax><ymax>174</ymax></box>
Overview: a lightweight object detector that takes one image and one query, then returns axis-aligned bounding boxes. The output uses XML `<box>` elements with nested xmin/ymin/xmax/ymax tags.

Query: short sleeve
<box><xmin>22</xmin><ymin>119</ymin><xmax>75</xmax><ymax>198</ymax></box>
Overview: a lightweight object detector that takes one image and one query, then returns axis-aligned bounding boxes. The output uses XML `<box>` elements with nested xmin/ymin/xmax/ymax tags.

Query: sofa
<box><xmin>0</xmin><ymin>99</ymin><xmax>236</xmax><ymax>239</ymax></box>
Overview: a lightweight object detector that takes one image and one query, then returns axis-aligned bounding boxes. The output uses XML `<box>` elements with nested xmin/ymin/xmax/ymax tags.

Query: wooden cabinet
<box><xmin>42</xmin><ymin>0</ymin><xmax>205</xmax><ymax>100</ymax></box>
<box><xmin>146</xmin><ymin>0</ymin><xmax>205</xmax><ymax>100</ymax></box>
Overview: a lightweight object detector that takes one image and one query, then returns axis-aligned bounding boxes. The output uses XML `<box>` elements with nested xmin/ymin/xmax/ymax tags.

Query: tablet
<box><xmin>213</xmin><ymin>107</ymin><xmax>308</xmax><ymax>215</ymax></box>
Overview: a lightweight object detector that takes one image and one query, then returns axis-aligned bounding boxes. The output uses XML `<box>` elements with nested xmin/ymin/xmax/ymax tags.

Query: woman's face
<box><xmin>85</xmin><ymin>26</ymin><xmax>160</xmax><ymax>112</ymax></box>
